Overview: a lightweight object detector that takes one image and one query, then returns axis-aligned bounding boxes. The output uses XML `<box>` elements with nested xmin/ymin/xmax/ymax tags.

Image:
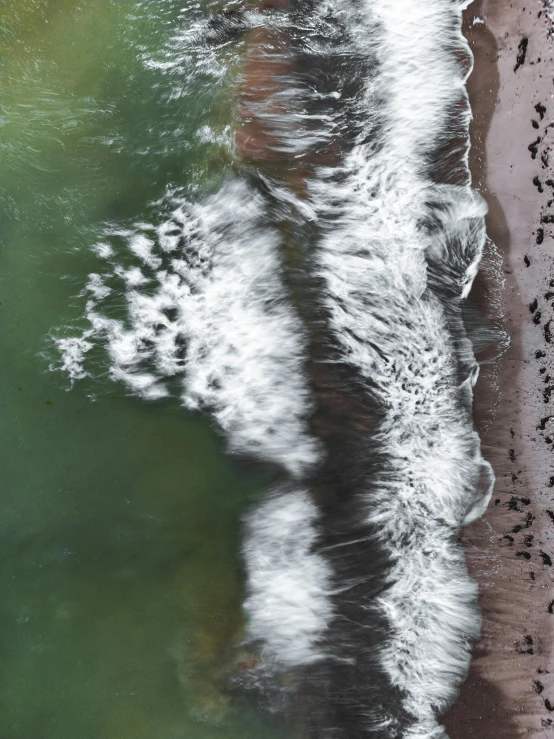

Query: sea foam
<box><xmin>311</xmin><ymin>0</ymin><xmax>493</xmax><ymax>734</ymax></box>
<box><xmin>53</xmin><ymin>181</ymin><xmax>320</xmax><ymax>477</ymax></box>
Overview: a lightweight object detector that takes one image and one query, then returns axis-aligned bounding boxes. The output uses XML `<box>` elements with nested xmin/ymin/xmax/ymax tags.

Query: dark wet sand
<box><xmin>444</xmin><ymin>1</ymin><xmax>554</xmax><ymax>737</ymax></box>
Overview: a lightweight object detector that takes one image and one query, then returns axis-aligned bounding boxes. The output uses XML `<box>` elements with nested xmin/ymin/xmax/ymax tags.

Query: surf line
<box><xmin>230</xmin><ymin>1</ymin><xmax>495</xmax><ymax>737</ymax></box>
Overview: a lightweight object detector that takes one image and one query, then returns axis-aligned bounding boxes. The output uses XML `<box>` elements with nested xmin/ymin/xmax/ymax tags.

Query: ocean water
<box><xmin>0</xmin><ymin>2</ymin><xmax>287</xmax><ymax>738</ymax></box>
<box><xmin>3</xmin><ymin>0</ymin><xmax>495</xmax><ymax>737</ymax></box>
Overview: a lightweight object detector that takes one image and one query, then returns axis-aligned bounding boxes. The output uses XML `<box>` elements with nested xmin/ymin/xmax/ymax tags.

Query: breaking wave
<box><xmin>52</xmin><ymin>0</ymin><xmax>496</xmax><ymax>735</ymax></box>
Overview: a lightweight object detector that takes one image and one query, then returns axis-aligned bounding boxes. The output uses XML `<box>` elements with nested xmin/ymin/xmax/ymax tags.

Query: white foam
<box><xmin>242</xmin><ymin>487</ymin><xmax>333</xmax><ymax>666</ymax></box>
<box><xmin>83</xmin><ymin>273</ymin><xmax>111</xmax><ymax>300</ymax></box>
<box><xmin>92</xmin><ymin>241</ymin><xmax>114</xmax><ymax>259</ymax></box>
<box><xmin>311</xmin><ymin>0</ymin><xmax>493</xmax><ymax>732</ymax></box>
<box><xmin>55</xmin><ymin>181</ymin><xmax>320</xmax><ymax>477</ymax></box>
<box><xmin>53</xmin><ymin>334</ymin><xmax>94</xmax><ymax>381</ymax></box>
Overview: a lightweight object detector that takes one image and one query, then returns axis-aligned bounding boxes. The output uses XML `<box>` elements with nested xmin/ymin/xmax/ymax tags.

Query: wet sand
<box><xmin>444</xmin><ymin>1</ymin><xmax>554</xmax><ymax>737</ymax></box>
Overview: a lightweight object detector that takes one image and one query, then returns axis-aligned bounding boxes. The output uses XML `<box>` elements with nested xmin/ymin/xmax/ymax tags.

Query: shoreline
<box><xmin>444</xmin><ymin>1</ymin><xmax>554</xmax><ymax>736</ymax></box>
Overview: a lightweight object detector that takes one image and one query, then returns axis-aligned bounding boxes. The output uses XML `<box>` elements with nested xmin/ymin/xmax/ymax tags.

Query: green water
<box><xmin>0</xmin><ymin>2</ymin><xmax>284</xmax><ymax>736</ymax></box>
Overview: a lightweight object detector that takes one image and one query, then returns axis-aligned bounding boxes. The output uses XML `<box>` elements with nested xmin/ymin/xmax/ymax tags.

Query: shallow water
<box><xmin>0</xmin><ymin>2</ymin><xmax>286</xmax><ymax>737</ymax></box>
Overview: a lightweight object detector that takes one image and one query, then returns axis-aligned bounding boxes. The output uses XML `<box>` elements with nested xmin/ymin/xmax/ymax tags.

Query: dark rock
<box><xmin>515</xmin><ymin>37</ymin><xmax>529</xmax><ymax>71</ymax></box>
<box><xmin>540</xmin><ymin>551</ymin><xmax>552</xmax><ymax>566</ymax></box>
<box><xmin>529</xmin><ymin>136</ymin><xmax>541</xmax><ymax>159</ymax></box>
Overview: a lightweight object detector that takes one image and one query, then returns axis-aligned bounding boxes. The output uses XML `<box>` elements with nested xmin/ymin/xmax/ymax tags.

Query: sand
<box><xmin>443</xmin><ymin>1</ymin><xmax>554</xmax><ymax>737</ymax></box>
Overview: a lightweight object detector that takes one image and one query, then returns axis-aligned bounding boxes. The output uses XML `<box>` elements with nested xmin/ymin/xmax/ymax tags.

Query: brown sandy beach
<box><xmin>444</xmin><ymin>1</ymin><xmax>554</xmax><ymax>736</ymax></box>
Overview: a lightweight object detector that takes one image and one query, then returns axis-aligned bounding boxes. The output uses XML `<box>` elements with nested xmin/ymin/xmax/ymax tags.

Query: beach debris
<box><xmin>515</xmin><ymin>37</ymin><xmax>529</xmax><ymax>71</ymax></box>
<box><xmin>535</xmin><ymin>102</ymin><xmax>547</xmax><ymax>119</ymax></box>
<box><xmin>534</xmin><ymin>176</ymin><xmax>544</xmax><ymax>192</ymax></box>
<box><xmin>516</xmin><ymin>550</ymin><xmax>532</xmax><ymax>560</ymax></box>
<box><xmin>535</xmin><ymin>679</ymin><xmax>545</xmax><ymax>694</ymax></box>
<box><xmin>524</xmin><ymin>254</ymin><xmax>531</xmax><ymax>266</ymax></box>
<box><xmin>530</xmin><ymin>298</ymin><xmax>539</xmax><ymax>313</ymax></box>
<box><xmin>508</xmin><ymin>495</ymin><xmax>523</xmax><ymax>511</ymax></box>
<box><xmin>548</xmin><ymin>600</ymin><xmax>554</xmax><ymax>613</ymax></box>
<box><xmin>529</xmin><ymin>136</ymin><xmax>541</xmax><ymax>159</ymax></box>
<box><xmin>509</xmin><ymin>448</ymin><xmax>516</xmax><ymax>462</ymax></box>
<box><xmin>537</xmin><ymin>227</ymin><xmax>545</xmax><ymax>244</ymax></box>
<box><xmin>536</xmin><ymin>350</ymin><xmax>547</xmax><ymax>359</ymax></box>
<box><xmin>545</xmin><ymin>320</ymin><xmax>552</xmax><ymax>343</ymax></box>
<box><xmin>532</xmin><ymin>119</ymin><xmax>540</xmax><ymax>129</ymax></box>
<box><xmin>541</xmin><ymin>215</ymin><xmax>554</xmax><ymax>223</ymax></box>
<box><xmin>545</xmin><ymin>699</ymin><xmax>554</xmax><ymax>712</ymax></box>
<box><xmin>540</xmin><ymin>551</ymin><xmax>552</xmax><ymax>566</ymax></box>
<box><xmin>534</xmin><ymin>311</ymin><xmax>543</xmax><ymax>325</ymax></box>
<box><xmin>516</xmin><ymin>634</ymin><xmax>535</xmax><ymax>654</ymax></box>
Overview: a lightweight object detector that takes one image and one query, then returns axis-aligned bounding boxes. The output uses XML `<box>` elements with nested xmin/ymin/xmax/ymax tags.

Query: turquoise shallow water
<box><xmin>0</xmin><ymin>2</ymin><xmax>285</xmax><ymax>736</ymax></box>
